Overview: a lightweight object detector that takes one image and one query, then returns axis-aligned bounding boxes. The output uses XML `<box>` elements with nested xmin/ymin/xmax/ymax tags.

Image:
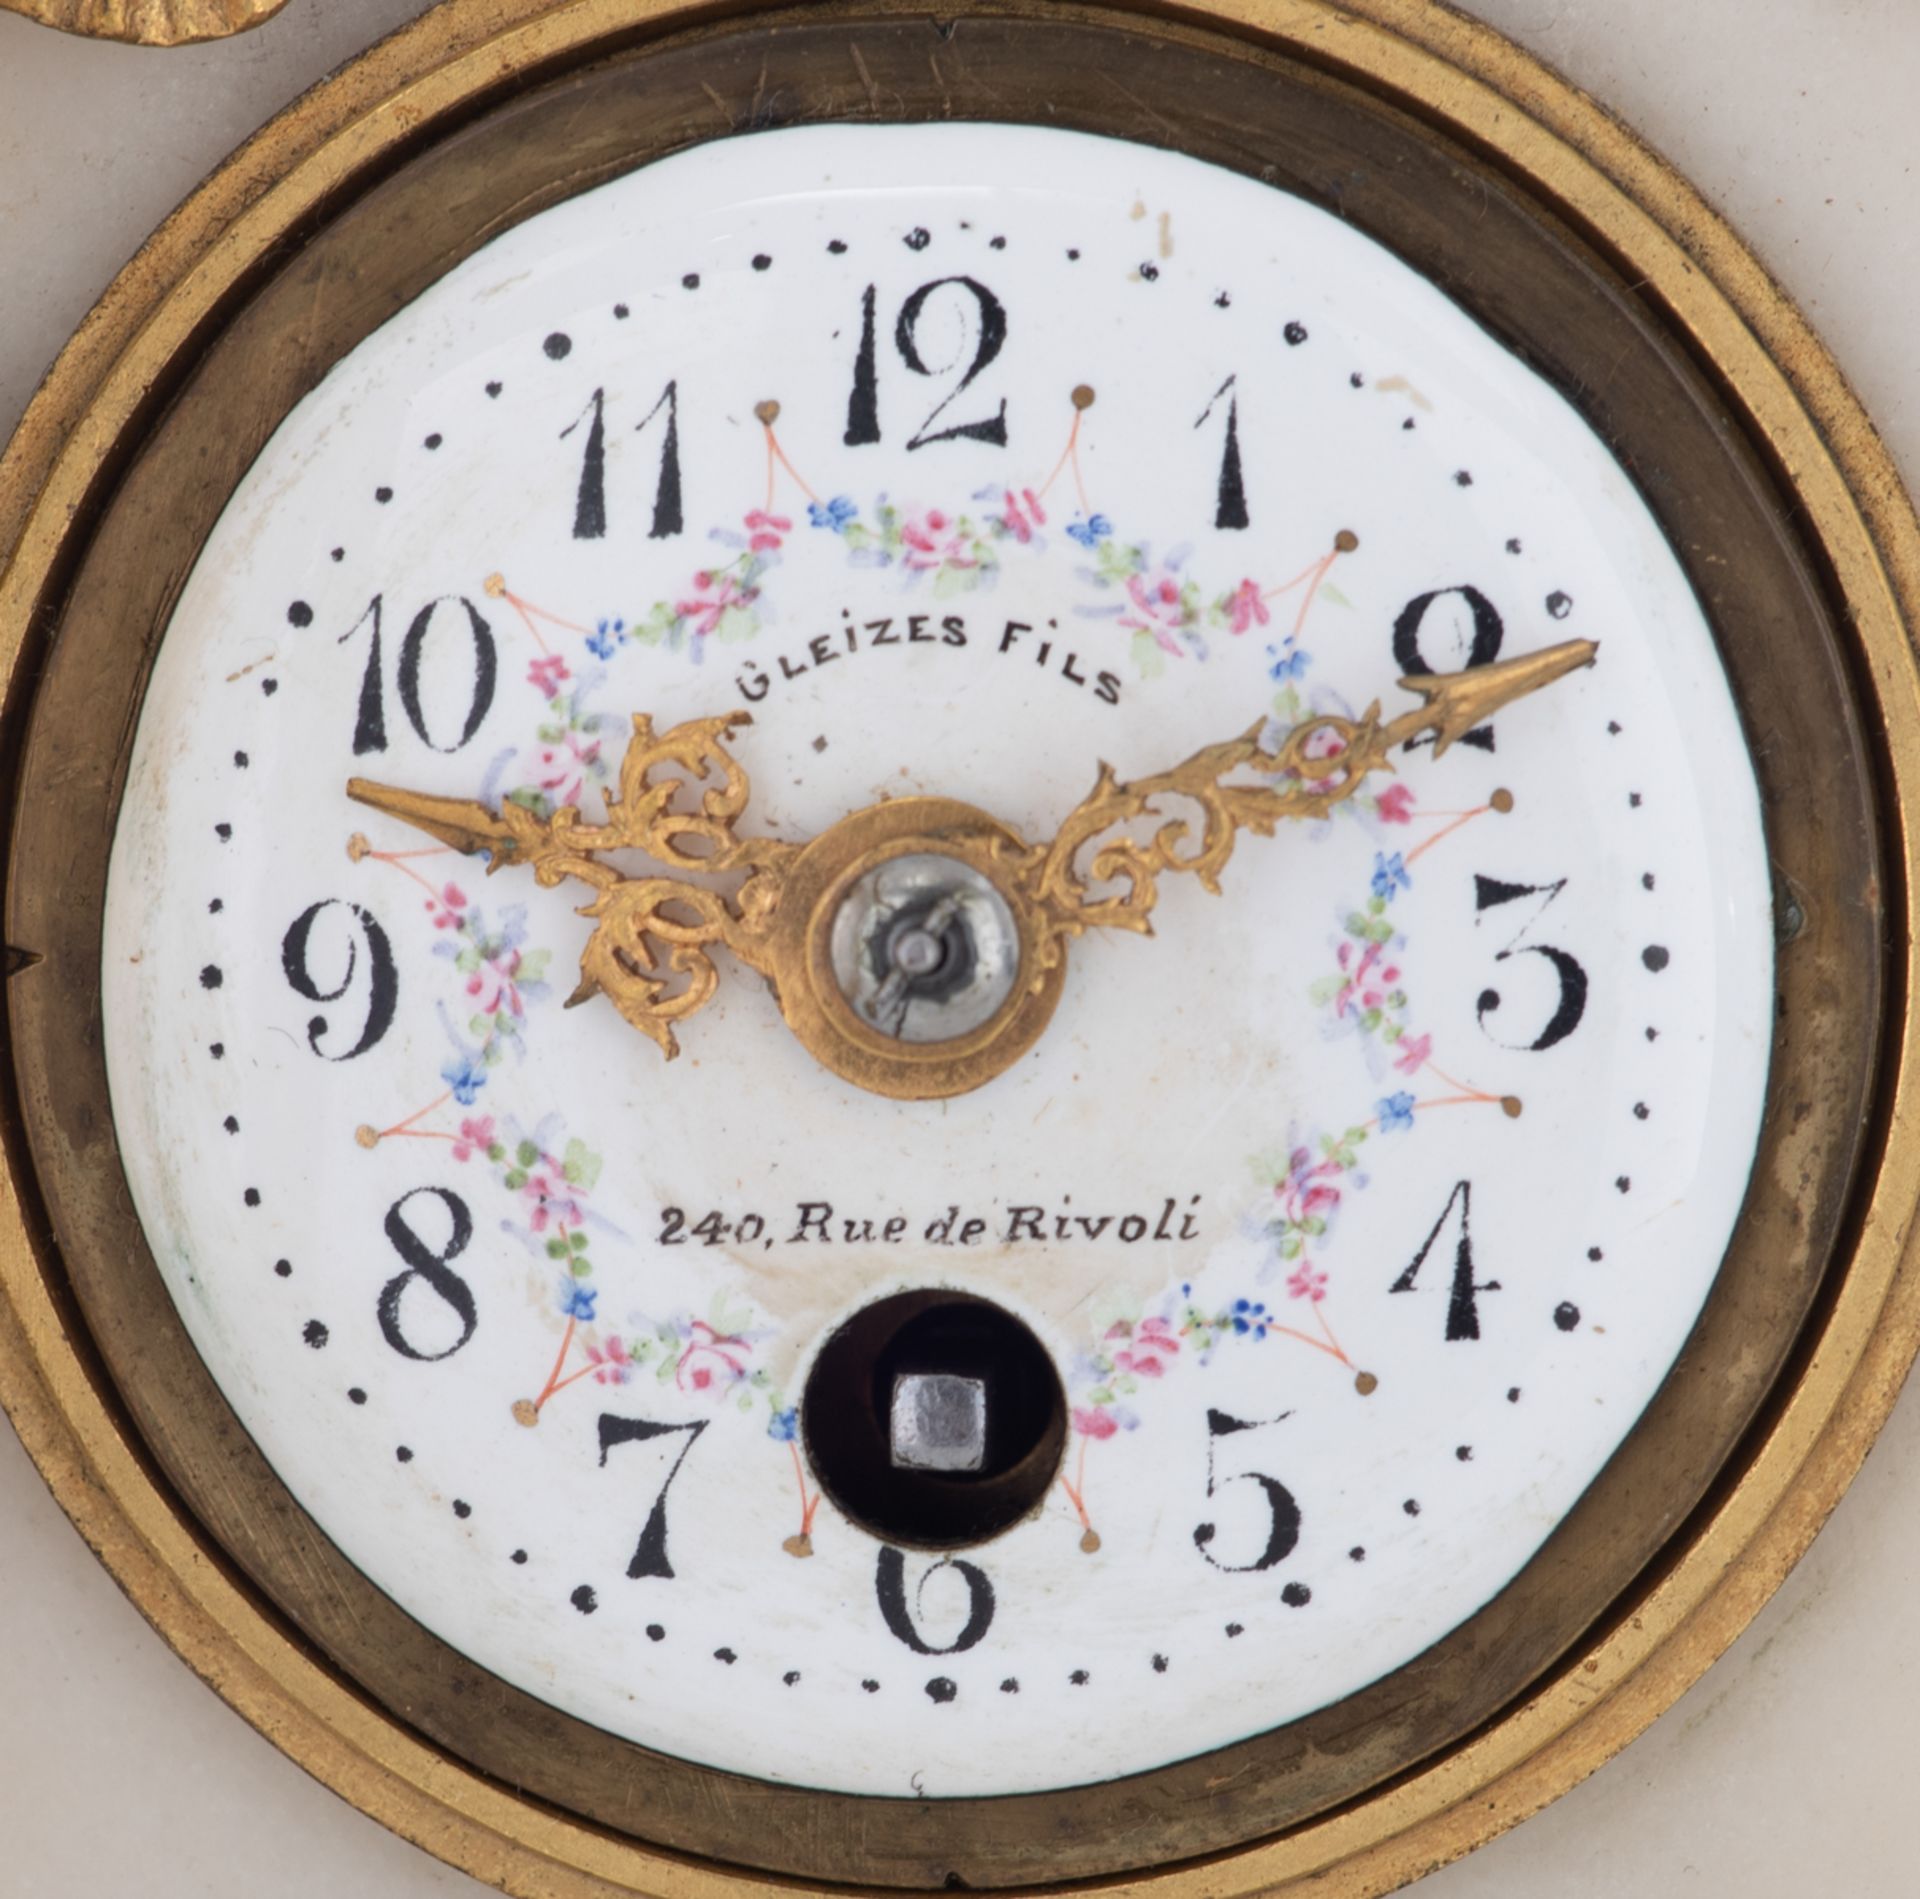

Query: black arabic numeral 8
<box><xmin>875</xmin><ymin>1546</ymin><xmax>996</xmax><ymax>1654</ymax></box>
<box><xmin>338</xmin><ymin>593</ymin><xmax>496</xmax><ymax>754</ymax></box>
<box><xmin>281</xmin><ymin>899</ymin><xmax>397</xmax><ymax>1059</ymax></box>
<box><xmin>377</xmin><ymin>1187</ymin><xmax>477</xmax><ymax>1362</ymax></box>
<box><xmin>1193</xmin><ymin>1407</ymin><xmax>1301</xmax><ymax>1573</ymax></box>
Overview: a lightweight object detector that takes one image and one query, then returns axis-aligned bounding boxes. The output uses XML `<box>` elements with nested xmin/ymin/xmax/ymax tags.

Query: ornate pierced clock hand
<box><xmin>347</xmin><ymin>636</ymin><xmax>1596</xmax><ymax>1096</ymax></box>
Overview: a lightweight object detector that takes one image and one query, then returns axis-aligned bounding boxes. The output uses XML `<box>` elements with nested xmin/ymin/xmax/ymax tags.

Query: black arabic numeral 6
<box><xmin>1390</xmin><ymin>1178</ymin><xmax>1500</xmax><ymax>1341</ymax></box>
<box><xmin>377</xmin><ymin>1186</ymin><xmax>477</xmax><ymax>1362</ymax></box>
<box><xmin>1474</xmin><ymin>874</ymin><xmax>1590</xmax><ymax>1051</ymax></box>
<box><xmin>844</xmin><ymin>278</ymin><xmax>1009</xmax><ymax>450</ymax></box>
<box><xmin>1392</xmin><ymin>586</ymin><xmax>1504</xmax><ymax>752</ymax></box>
<box><xmin>337</xmin><ymin>593</ymin><xmax>496</xmax><ymax>755</ymax></box>
<box><xmin>598</xmin><ymin>1413</ymin><xmax>707</xmax><ymax>1579</ymax></box>
<box><xmin>875</xmin><ymin>1546</ymin><xmax>995</xmax><ymax>1654</ymax></box>
<box><xmin>1193</xmin><ymin>1407</ymin><xmax>1301</xmax><ymax>1573</ymax></box>
<box><xmin>281</xmin><ymin>899</ymin><xmax>397</xmax><ymax>1059</ymax></box>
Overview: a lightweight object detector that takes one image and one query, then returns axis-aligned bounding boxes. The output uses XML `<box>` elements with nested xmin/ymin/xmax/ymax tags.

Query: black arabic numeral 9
<box><xmin>281</xmin><ymin>899</ymin><xmax>397</xmax><ymax>1059</ymax></box>
<box><xmin>377</xmin><ymin>1187</ymin><xmax>477</xmax><ymax>1362</ymax></box>
<box><xmin>1193</xmin><ymin>1407</ymin><xmax>1301</xmax><ymax>1573</ymax></box>
<box><xmin>337</xmin><ymin>593</ymin><xmax>497</xmax><ymax>755</ymax></box>
<box><xmin>875</xmin><ymin>1546</ymin><xmax>996</xmax><ymax>1654</ymax></box>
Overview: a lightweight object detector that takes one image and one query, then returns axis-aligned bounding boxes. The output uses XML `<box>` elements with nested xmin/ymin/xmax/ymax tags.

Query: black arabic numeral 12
<box><xmin>1474</xmin><ymin>874</ymin><xmax>1590</xmax><ymax>1051</ymax></box>
<box><xmin>338</xmin><ymin>594</ymin><xmax>497</xmax><ymax>754</ymax></box>
<box><xmin>597</xmin><ymin>1413</ymin><xmax>707</xmax><ymax>1579</ymax></box>
<box><xmin>280</xmin><ymin>899</ymin><xmax>397</xmax><ymax>1059</ymax></box>
<box><xmin>1390</xmin><ymin>1178</ymin><xmax>1500</xmax><ymax>1341</ymax></box>
<box><xmin>1392</xmin><ymin>586</ymin><xmax>1504</xmax><ymax>752</ymax></box>
<box><xmin>1196</xmin><ymin>374</ymin><xmax>1250</xmax><ymax>530</ymax></box>
<box><xmin>377</xmin><ymin>1187</ymin><xmax>477</xmax><ymax>1362</ymax></box>
<box><xmin>875</xmin><ymin>1546</ymin><xmax>996</xmax><ymax>1654</ymax></box>
<box><xmin>844</xmin><ymin>279</ymin><xmax>1009</xmax><ymax>450</ymax></box>
<box><xmin>1193</xmin><ymin>1408</ymin><xmax>1301</xmax><ymax>1572</ymax></box>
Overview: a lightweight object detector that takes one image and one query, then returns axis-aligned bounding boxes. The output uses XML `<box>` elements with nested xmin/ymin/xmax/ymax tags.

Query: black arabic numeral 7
<box><xmin>1392</xmin><ymin>586</ymin><xmax>1504</xmax><ymax>752</ymax></box>
<box><xmin>1391</xmin><ymin>1179</ymin><xmax>1500</xmax><ymax>1341</ymax></box>
<box><xmin>875</xmin><ymin>1546</ymin><xmax>996</xmax><ymax>1653</ymax></box>
<box><xmin>281</xmin><ymin>899</ymin><xmax>397</xmax><ymax>1059</ymax></box>
<box><xmin>1196</xmin><ymin>374</ymin><xmax>1250</xmax><ymax>530</ymax></box>
<box><xmin>377</xmin><ymin>1187</ymin><xmax>477</xmax><ymax>1362</ymax></box>
<box><xmin>598</xmin><ymin>1413</ymin><xmax>707</xmax><ymax>1579</ymax></box>
<box><xmin>1193</xmin><ymin>1408</ymin><xmax>1300</xmax><ymax>1573</ymax></box>
<box><xmin>1475</xmin><ymin>874</ymin><xmax>1590</xmax><ymax>1051</ymax></box>
<box><xmin>338</xmin><ymin>593</ymin><xmax>496</xmax><ymax>754</ymax></box>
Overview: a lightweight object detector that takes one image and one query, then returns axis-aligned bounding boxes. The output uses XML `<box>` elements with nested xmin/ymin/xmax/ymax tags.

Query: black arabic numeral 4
<box><xmin>1474</xmin><ymin>874</ymin><xmax>1590</xmax><ymax>1051</ymax></box>
<box><xmin>1390</xmin><ymin>1178</ymin><xmax>1500</xmax><ymax>1341</ymax></box>
<box><xmin>1193</xmin><ymin>1407</ymin><xmax>1301</xmax><ymax>1573</ymax></box>
<box><xmin>1393</xmin><ymin>586</ymin><xmax>1504</xmax><ymax>752</ymax></box>
<box><xmin>281</xmin><ymin>899</ymin><xmax>397</xmax><ymax>1059</ymax></box>
<box><xmin>339</xmin><ymin>593</ymin><xmax>496</xmax><ymax>754</ymax></box>
<box><xmin>875</xmin><ymin>1546</ymin><xmax>996</xmax><ymax>1654</ymax></box>
<box><xmin>1196</xmin><ymin>374</ymin><xmax>1250</xmax><ymax>530</ymax></box>
<box><xmin>377</xmin><ymin>1187</ymin><xmax>477</xmax><ymax>1362</ymax></box>
<box><xmin>598</xmin><ymin>1413</ymin><xmax>707</xmax><ymax>1579</ymax></box>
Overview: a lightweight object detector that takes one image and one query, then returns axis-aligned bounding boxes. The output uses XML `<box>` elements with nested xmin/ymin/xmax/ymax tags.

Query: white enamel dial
<box><xmin>101</xmin><ymin>121</ymin><xmax>1771</xmax><ymax>1798</ymax></box>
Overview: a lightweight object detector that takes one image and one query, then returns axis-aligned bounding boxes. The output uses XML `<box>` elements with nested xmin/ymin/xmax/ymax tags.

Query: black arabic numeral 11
<box><xmin>1391</xmin><ymin>1179</ymin><xmax>1500</xmax><ymax>1341</ymax></box>
<box><xmin>875</xmin><ymin>1546</ymin><xmax>996</xmax><ymax>1654</ymax></box>
<box><xmin>562</xmin><ymin>382</ymin><xmax>683</xmax><ymax>541</ymax></box>
<box><xmin>597</xmin><ymin>1413</ymin><xmax>707</xmax><ymax>1579</ymax></box>
<box><xmin>338</xmin><ymin>594</ymin><xmax>497</xmax><ymax>755</ymax></box>
<box><xmin>1193</xmin><ymin>1408</ymin><xmax>1301</xmax><ymax>1572</ymax></box>
<box><xmin>377</xmin><ymin>1187</ymin><xmax>477</xmax><ymax>1362</ymax></box>
<box><xmin>280</xmin><ymin>899</ymin><xmax>397</xmax><ymax>1060</ymax></box>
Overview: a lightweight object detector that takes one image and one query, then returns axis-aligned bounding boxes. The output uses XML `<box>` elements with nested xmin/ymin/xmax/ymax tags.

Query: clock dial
<box><xmin>97</xmin><ymin>121</ymin><xmax>1773</xmax><ymax>1798</ymax></box>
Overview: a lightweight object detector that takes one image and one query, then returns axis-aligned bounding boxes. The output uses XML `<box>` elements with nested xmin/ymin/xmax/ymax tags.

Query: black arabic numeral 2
<box><xmin>338</xmin><ymin>594</ymin><xmax>496</xmax><ymax>754</ymax></box>
<box><xmin>1193</xmin><ymin>1408</ymin><xmax>1301</xmax><ymax>1572</ymax></box>
<box><xmin>281</xmin><ymin>899</ymin><xmax>397</xmax><ymax>1059</ymax></box>
<box><xmin>1391</xmin><ymin>1179</ymin><xmax>1500</xmax><ymax>1341</ymax></box>
<box><xmin>875</xmin><ymin>1546</ymin><xmax>995</xmax><ymax>1654</ymax></box>
<box><xmin>1196</xmin><ymin>374</ymin><xmax>1250</xmax><ymax>530</ymax></box>
<box><xmin>844</xmin><ymin>278</ymin><xmax>1009</xmax><ymax>449</ymax></box>
<box><xmin>377</xmin><ymin>1187</ymin><xmax>477</xmax><ymax>1362</ymax></box>
<box><xmin>1474</xmin><ymin>874</ymin><xmax>1590</xmax><ymax>1051</ymax></box>
<box><xmin>1392</xmin><ymin>586</ymin><xmax>1504</xmax><ymax>751</ymax></box>
<box><xmin>598</xmin><ymin>1413</ymin><xmax>707</xmax><ymax>1579</ymax></box>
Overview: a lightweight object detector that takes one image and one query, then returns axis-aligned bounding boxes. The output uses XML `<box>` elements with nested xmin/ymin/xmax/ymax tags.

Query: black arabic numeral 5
<box><xmin>1193</xmin><ymin>1407</ymin><xmax>1301</xmax><ymax>1572</ymax></box>
<box><xmin>844</xmin><ymin>278</ymin><xmax>1009</xmax><ymax>450</ymax></box>
<box><xmin>875</xmin><ymin>1546</ymin><xmax>996</xmax><ymax>1654</ymax></box>
<box><xmin>377</xmin><ymin>1187</ymin><xmax>477</xmax><ymax>1362</ymax></box>
<box><xmin>1391</xmin><ymin>1178</ymin><xmax>1500</xmax><ymax>1341</ymax></box>
<box><xmin>281</xmin><ymin>899</ymin><xmax>397</xmax><ymax>1059</ymax></box>
<box><xmin>597</xmin><ymin>1413</ymin><xmax>707</xmax><ymax>1579</ymax></box>
<box><xmin>1393</xmin><ymin>586</ymin><xmax>1504</xmax><ymax>752</ymax></box>
<box><xmin>561</xmin><ymin>381</ymin><xmax>683</xmax><ymax>542</ymax></box>
<box><xmin>1475</xmin><ymin>874</ymin><xmax>1590</xmax><ymax>1051</ymax></box>
<box><xmin>338</xmin><ymin>594</ymin><xmax>497</xmax><ymax>755</ymax></box>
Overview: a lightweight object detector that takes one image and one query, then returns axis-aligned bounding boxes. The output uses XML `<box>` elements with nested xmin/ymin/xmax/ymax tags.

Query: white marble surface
<box><xmin>2</xmin><ymin>1</ymin><xmax>1917</xmax><ymax>1892</ymax></box>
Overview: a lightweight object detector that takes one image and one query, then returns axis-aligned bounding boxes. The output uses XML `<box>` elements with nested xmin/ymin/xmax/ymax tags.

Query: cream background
<box><xmin>1</xmin><ymin>1</ymin><xmax>1914</xmax><ymax>1891</ymax></box>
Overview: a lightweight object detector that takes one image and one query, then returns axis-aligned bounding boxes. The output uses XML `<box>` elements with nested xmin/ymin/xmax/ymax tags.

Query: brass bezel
<box><xmin>2</xmin><ymin>3</ymin><xmax>1918</xmax><ymax>1896</ymax></box>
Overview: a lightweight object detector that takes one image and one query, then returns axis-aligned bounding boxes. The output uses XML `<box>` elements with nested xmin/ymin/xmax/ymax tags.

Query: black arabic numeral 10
<box><xmin>875</xmin><ymin>1546</ymin><xmax>996</xmax><ymax>1654</ymax></box>
<box><xmin>597</xmin><ymin>1413</ymin><xmax>707</xmax><ymax>1580</ymax></box>
<box><xmin>1392</xmin><ymin>586</ymin><xmax>1504</xmax><ymax>752</ymax></box>
<box><xmin>561</xmin><ymin>381</ymin><xmax>683</xmax><ymax>542</ymax></box>
<box><xmin>1195</xmin><ymin>374</ymin><xmax>1250</xmax><ymax>530</ymax></box>
<box><xmin>338</xmin><ymin>594</ymin><xmax>497</xmax><ymax>755</ymax></box>
<box><xmin>1193</xmin><ymin>1407</ymin><xmax>1301</xmax><ymax>1573</ymax></box>
<box><xmin>280</xmin><ymin>899</ymin><xmax>397</xmax><ymax>1060</ymax></box>
<box><xmin>1390</xmin><ymin>1178</ymin><xmax>1500</xmax><ymax>1341</ymax></box>
<box><xmin>1474</xmin><ymin>874</ymin><xmax>1590</xmax><ymax>1051</ymax></box>
<box><xmin>844</xmin><ymin>278</ymin><xmax>1009</xmax><ymax>450</ymax></box>
<box><xmin>377</xmin><ymin>1187</ymin><xmax>477</xmax><ymax>1362</ymax></box>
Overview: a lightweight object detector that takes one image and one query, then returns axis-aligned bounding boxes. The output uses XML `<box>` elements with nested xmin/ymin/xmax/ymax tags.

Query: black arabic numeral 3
<box><xmin>1474</xmin><ymin>874</ymin><xmax>1590</xmax><ymax>1051</ymax></box>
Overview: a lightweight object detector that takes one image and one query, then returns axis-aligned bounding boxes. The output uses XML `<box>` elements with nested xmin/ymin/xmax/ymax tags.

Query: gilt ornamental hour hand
<box><xmin>348</xmin><ymin>636</ymin><xmax>1596</xmax><ymax>1099</ymax></box>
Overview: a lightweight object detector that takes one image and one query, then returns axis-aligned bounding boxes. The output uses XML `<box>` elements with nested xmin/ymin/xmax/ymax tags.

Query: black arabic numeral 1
<box><xmin>1474</xmin><ymin>874</ymin><xmax>1590</xmax><ymax>1051</ymax></box>
<box><xmin>844</xmin><ymin>283</ymin><xmax>882</xmax><ymax>446</ymax></box>
<box><xmin>1196</xmin><ymin>374</ymin><xmax>1250</xmax><ymax>529</ymax></box>
<box><xmin>339</xmin><ymin>594</ymin><xmax>387</xmax><ymax>755</ymax></box>
<box><xmin>1193</xmin><ymin>1408</ymin><xmax>1301</xmax><ymax>1573</ymax></box>
<box><xmin>597</xmin><ymin>1413</ymin><xmax>707</xmax><ymax>1579</ymax></box>
<box><xmin>1392</xmin><ymin>586</ymin><xmax>1504</xmax><ymax>752</ymax></box>
<box><xmin>280</xmin><ymin>899</ymin><xmax>397</xmax><ymax>1059</ymax></box>
<box><xmin>1390</xmin><ymin>1179</ymin><xmax>1500</xmax><ymax>1341</ymax></box>
<box><xmin>377</xmin><ymin>1187</ymin><xmax>477</xmax><ymax>1362</ymax></box>
<box><xmin>875</xmin><ymin>1546</ymin><xmax>996</xmax><ymax>1654</ymax></box>
<box><xmin>637</xmin><ymin>379</ymin><xmax>684</xmax><ymax>539</ymax></box>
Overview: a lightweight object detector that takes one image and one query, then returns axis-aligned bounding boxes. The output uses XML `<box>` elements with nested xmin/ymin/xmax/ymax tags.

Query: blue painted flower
<box><xmin>808</xmin><ymin>495</ymin><xmax>858</xmax><ymax>532</ymax></box>
<box><xmin>1377</xmin><ymin>1091</ymin><xmax>1417</xmax><ymax>1133</ymax></box>
<box><xmin>1266</xmin><ymin>640</ymin><xmax>1312</xmax><ymax>682</ymax></box>
<box><xmin>586</xmin><ymin>616</ymin><xmax>625</xmax><ymax>660</ymax></box>
<box><xmin>766</xmin><ymin>1405</ymin><xmax>799</xmax><ymax>1443</ymax></box>
<box><xmin>1066</xmin><ymin>513</ymin><xmax>1113</xmax><ymax>549</ymax></box>
<box><xmin>555</xmin><ymin>1278</ymin><xmax>598</xmax><ymax>1323</ymax></box>
<box><xmin>440</xmin><ymin>1049</ymin><xmax>489</xmax><ymax>1105</ymax></box>
<box><xmin>1371</xmin><ymin>850</ymin><xmax>1411</xmax><ymax>901</ymax></box>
